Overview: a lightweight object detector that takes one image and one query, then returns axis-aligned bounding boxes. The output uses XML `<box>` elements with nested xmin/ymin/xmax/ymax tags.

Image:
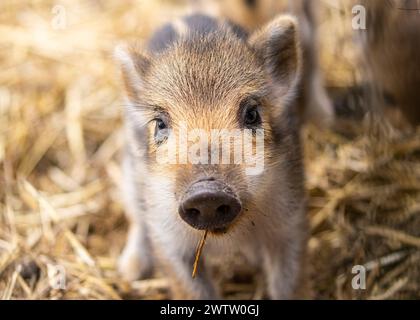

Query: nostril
<box><xmin>216</xmin><ymin>205</ymin><xmax>231</xmax><ymax>215</ymax></box>
<box><xmin>186</xmin><ymin>208</ymin><xmax>200</xmax><ymax>216</ymax></box>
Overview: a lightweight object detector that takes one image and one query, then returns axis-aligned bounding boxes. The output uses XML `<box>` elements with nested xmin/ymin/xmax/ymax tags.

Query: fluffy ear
<box><xmin>114</xmin><ymin>44</ymin><xmax>151</xmax><ymax>102</ymax></box>
<box><xmin>249</xmin><ymin>15</ymin><xmax>301</xmax><ymax>96</ymax></box>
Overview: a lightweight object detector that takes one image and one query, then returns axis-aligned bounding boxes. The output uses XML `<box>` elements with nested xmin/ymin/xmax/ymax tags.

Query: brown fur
<box><xmin>116</xmin><ymin>15</ymin><xmax>308</xmax><ymax>299</ymax></box>
<box><xmin>192</xmin><ymin>0</ymin><xmax>334</xmax><ymax>126</ymax></box>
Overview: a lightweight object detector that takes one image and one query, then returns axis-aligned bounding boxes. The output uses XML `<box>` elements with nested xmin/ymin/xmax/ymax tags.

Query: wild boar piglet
<box><xmin>116</xmin><ymin>13</ymin><xmax>308</xmax><ymax>299</ymax></box>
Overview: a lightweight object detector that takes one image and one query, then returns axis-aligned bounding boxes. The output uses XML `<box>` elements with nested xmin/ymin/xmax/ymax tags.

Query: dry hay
<box><xmin>305</xmin><ymin>122</ymin><xmax>420</xmax><ymax>299</ymax></box>
<box><xmin>0</xmin><ymin>0</ymin><xmax>419</xmax><ymax>300</ymax></box>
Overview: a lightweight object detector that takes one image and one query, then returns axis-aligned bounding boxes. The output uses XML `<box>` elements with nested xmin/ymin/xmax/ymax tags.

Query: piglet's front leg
<box><xmin>263</xmin><ymin>232</ymin><xmax>308</xmax><ymax>300</ymax></box>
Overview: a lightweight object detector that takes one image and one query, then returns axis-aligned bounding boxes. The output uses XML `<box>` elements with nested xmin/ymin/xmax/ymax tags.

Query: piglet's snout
<box><xmin>179</xmin><ymin>180</ymin><xmax>242</xmax><ymax>231</ymax></box>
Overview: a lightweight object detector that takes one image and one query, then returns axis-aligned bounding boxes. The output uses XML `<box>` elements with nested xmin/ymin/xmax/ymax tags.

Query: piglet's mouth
<box><xmin>210</xmin><ymin>226</ymin><xmax>229</xmax><ymax>234</ymax></box>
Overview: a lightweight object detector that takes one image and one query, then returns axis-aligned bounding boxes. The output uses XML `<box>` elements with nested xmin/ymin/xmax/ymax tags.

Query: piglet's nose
<box><xmin>179</xmin><ymin>180</ymin><xmax>241</xmax><ymax>231</ymax></box>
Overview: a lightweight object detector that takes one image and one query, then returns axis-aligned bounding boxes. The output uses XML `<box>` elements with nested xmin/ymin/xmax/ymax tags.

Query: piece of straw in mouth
<box><xmin>192</xmin><ymin>230</ymin><xmax>209</xmax><ymax>279</ymax></box>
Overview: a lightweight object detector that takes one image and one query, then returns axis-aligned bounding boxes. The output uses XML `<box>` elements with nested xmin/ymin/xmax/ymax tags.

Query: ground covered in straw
<box><xmin>1</xmin><ymin>0</ymin><xmax>419</xmax><ymax>299</ymax></box>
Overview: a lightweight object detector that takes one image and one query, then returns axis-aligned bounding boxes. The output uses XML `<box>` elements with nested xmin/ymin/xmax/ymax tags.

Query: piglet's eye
<box><xmin>241</xmin><ymin>98</ymin><xmax>262</xmax><ymax>128</ymax></box>
<box><xmin>154</xmin><ymin>117</ymin><xmax>169</xmax><ymax>144</ymax></box>
<box><xmin>156</xmin><ymin>119</ymin><xmax>167</xmax><ymax>131</ymax></box>
<box><xmin>245</xmin><ymin>108</ymin><xmax>259</xmax><ymax>125</ymax></box>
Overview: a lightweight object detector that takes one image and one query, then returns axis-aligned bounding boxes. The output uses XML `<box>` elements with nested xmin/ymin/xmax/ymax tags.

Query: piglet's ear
<box><xmin>249</xmin><ymin>15</ymin><xmax>302</xmax><ymax>96</ymax></box>
<box><xmin>114</xmin><ymin>44</ymin><xmax>151</xmax><ymax>102</ymax></box>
